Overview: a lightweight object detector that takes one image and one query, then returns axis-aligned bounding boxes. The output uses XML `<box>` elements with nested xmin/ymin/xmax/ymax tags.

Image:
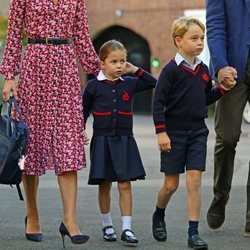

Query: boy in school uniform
<box><xmin>151</xmin><ymin>17</ymin><xmax>235</xmax><ymax>249</ymax></box>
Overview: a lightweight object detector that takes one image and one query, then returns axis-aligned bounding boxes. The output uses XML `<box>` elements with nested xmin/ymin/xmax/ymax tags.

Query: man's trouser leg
<box><xmin>246</xmin><ymin>162</ymin><xmax>250</xmax><ymax>233</ymax></box>
<box><xmin>207</xmin><ymin>83</ymin><xmax>248</xmax><ymax>229</ymax></box>
<box><xmin>214</xmin><ymin>83</ymin><xmax>248</xmax><ymax>203</ymax></box>
<box><xmin>247</xmin><ymin>84</ymin><xmax>250</xmax><ymax>230</ymax></box>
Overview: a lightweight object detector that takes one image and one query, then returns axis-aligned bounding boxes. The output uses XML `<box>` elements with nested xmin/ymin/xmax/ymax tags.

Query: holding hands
<box><xmin>218</xmin><ymin>66</ymin><xmax>237</xmax><ymax>90</ymax></box>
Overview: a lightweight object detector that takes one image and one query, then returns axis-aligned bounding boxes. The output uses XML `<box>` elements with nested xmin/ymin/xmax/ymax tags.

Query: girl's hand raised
<box><xmin>123</xmin><ymin>62</ymin><xmax>138</xmax><ymax>75</ymax></box>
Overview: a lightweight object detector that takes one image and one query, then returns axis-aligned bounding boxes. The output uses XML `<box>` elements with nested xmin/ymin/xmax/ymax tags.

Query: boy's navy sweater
<box><xmin>83</xmin><ymin>68</ymin><xmax>156</xmax><ymax>136</ymax></box>
<box><xmin>153</xmin><ymin>60</ymin><xmax>226</xmax><ymax>133</ymax></box>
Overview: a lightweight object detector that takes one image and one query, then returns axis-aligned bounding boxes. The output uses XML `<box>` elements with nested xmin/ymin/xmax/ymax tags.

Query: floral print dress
<box><xmin>0</xmin><ymin>0</ymin><xmax>100</xmax><ymax>175</ymax></box>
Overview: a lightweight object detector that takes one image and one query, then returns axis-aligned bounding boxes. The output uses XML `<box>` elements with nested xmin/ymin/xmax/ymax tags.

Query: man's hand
<box><xmin>218</xmin><ymin>66</ymin><xmax>237</xmax><ymax>90</ymax></box>
<box><xmin>2</xmin><ymin>80</ymin><xmax>18</xmax><ymax>101</ymax></box>
<box><xmin>157</xmin><ymin>132</ymin><xmax>171</xmax><ymax>152</ymax></box>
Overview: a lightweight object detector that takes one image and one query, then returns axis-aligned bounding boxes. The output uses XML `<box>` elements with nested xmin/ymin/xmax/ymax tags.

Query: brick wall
<box><xmin>1</xmin><ymin>0</ymin><xmax>206</xmax><ymax>77</ymax></box>
<box><xmin>86</xmin><ymin>0</ymin><xmax>205</xmax><ymax>76</ymax></box>
<box><xmin>0</xmin><ymin>1</ymin><xmax>206</xmax><ymax>109</ymax></box>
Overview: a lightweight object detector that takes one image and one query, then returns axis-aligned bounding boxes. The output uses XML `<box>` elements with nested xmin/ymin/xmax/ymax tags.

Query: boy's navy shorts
<box><xmin>160</xmin><ymin>128</ymin><xmax>209</xmax><ymax>174</ymax></box>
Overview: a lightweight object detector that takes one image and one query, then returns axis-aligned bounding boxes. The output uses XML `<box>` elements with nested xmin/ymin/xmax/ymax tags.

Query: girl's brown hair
<box><xmin>99</xmin><ymin>40</ymin><xmax>127</xmax><ymax>61</ymax></box>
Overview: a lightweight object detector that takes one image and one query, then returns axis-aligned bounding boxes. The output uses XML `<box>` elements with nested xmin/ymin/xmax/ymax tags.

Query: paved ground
<box><xmin>0</xmin><ymin>115</ymin><xmax>250</xmax><ymax>250</ymax></box>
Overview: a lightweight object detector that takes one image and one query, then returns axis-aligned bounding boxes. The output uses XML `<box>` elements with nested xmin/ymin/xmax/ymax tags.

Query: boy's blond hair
<box><xmin>171</xmin><ymin>16</ymin><xmax>205</xmax><ymax>47</ymax></box>
<box><xmin>99</xmin><ymin>40</ymin><xmax>127</xmax><ymax>62</ymax></box>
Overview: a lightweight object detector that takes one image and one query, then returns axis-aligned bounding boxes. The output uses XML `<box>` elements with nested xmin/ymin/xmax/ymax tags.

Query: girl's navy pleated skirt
<box><xmin>88</xmin><ymin>135</ymin><xmax>146</xmax><ymax>185</ymax></box>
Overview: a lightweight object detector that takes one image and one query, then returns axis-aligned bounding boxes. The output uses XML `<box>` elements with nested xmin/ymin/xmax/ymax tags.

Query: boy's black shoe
<box><xmin>152</xmin><ymin>213</ymin><xmax>167</xmax><ymax>241</ymax></box>
<box><xmin>102</xmin><ymin>226</ymin><xmax>117</xmax><ymax>242</ymax></box>
<box><xmin>121</xmin><ymin>229</ymin><xmax>138</xmax><ymax>246</ymax></box>
<box><xmin>207</xmin><ymin>198</ymin><xmax>226</xmax><ymax>229</ymax></box>
<box><xmin>188</xmin><ymin>235</ymin><xmax>208</xmax><ymax>250</ymax></box>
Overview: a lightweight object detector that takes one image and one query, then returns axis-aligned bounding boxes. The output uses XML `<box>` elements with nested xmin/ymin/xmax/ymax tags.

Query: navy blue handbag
<box><xmin>0</xmin><ymin>97</ymin><xmax>29</xmax><ymax>200</ymax></box>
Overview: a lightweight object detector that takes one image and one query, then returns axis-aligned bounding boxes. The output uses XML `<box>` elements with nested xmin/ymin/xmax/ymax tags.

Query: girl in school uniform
<box><xmin>83</xmin><ymin>40</ymin><xmax>156</xmax><ymax>245</ymax></box>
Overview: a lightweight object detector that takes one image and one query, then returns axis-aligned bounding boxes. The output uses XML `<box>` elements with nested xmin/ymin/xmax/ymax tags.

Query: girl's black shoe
<box><xmin>59</xmin><ymin>222</ymin><xmax>89</xmax><ymax>248</ymax></box>
<box><xmin>121</xmin><ymin>229</ymin><xmax>138</xmax><ymax>246</ymax></box>
<box><xmin>24</xmin><ymin>216</ymin><xmax>43</xmax><ymax>242</ymax></box>
<box><xmin>102</xmin><ymin>225</ymin><xmax>117</xmax><ymax>242</ymax></box>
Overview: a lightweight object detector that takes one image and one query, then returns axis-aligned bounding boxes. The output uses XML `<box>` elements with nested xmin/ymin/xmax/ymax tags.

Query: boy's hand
<box><xmin>219</xmin><ymin>83</ymin><xmax>231</xmax><ymax>91</ymax></box>
<box><xmin>219</xmin><ymin>79</ymin><xmax>236</xmax><ymax>91</ymax></box>
<box><xmin>157</xmin><ymin>132</ymin><xmax>171</xmax><ymax>152</ymax></box>
<box><xmin>123</xmin><ymin>62</ymin><xmax>138</xmax><ymax>75</ymax></box>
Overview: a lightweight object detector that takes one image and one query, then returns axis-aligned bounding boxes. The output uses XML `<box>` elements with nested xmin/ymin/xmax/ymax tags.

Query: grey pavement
<box><xmin>0</xmin><ymin>115</ymin><xmax>250</xmax><ymax>250</ymax></box>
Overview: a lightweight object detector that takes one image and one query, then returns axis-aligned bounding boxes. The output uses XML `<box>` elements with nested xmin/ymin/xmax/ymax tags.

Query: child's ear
<box><xmin>175</xmin><ymin>36</ymin><xmax>182</xmax><ymax>48</ymax></box>
<box><xmin>100</xmin><ymin>61</ymin><xmax>105</xmax><ymax>69</ymax></box>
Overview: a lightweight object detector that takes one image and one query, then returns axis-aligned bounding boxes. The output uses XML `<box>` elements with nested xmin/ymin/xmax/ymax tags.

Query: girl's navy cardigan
<box><xmin>83</xmin><ymin>68</ymin><xmax>157</xmax><ymax>136</ymax></box>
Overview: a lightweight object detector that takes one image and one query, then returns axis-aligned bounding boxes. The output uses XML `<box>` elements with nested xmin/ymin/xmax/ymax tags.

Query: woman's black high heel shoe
<box><xmin>59</xmin><ymin>222</ymin><xmax>89</xmax><ymax>248</ymax></box>
<box><xmin>24</xmin><ymin>216</ymin><xmax>43</xmax><ymax>242</ymax></box>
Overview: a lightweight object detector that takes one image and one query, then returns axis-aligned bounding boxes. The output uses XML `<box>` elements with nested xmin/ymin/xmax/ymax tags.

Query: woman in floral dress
<box><xmin>0</xmin><ymin>0</ymin><xmax>100</xmax><ymax>245</ymax></box>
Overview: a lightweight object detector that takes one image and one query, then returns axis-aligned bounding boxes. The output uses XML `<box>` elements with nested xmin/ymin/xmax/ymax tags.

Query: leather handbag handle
<box><xmin>0</xmin><ymin>97</ymin><xmax>24</xmax><ymax>138</ymax></box>
<box><xmin>10</xmin><ymin>97</ymin><xmax>23</xmax><ymax>121</ymax></box>
<box><xmin>0</xmin><ymin>100</ymin><xmax>11</xmax><ymax>138</ymax></box>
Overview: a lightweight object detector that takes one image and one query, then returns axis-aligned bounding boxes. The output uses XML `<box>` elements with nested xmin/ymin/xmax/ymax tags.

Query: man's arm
<box><xmin>206</xmin><ymin>0</ymin><xmax>228</xmax><ymax>76</ymax></box>
<box><xmin>206</xmin><ymin>0</ymin><xmax>237</xmax><ymax>87</ymax></box>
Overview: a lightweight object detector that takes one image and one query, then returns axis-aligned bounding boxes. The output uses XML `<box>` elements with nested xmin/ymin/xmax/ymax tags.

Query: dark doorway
<box><xmin>93</xmin><ymin>25</ymin><xmax>152</xmax><ymax>114</ymax></box>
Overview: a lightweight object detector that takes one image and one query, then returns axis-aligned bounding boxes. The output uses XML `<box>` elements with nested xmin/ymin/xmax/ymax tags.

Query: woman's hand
<box><xmin>2</xmin><ymin>80</ymin><xmax>18</xmax><ymax>101</ymax></box>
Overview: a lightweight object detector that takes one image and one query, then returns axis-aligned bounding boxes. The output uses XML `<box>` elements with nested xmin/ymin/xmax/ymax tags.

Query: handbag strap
<box><xmin>9</xmin><ymin>97</ymin><xmax>23</xmax><ymax>122</ymax></box>
<box><xmin>0</xmin><ymin>97</ymin><xmax>24</xmax><ymax>138</ymax></box>
<box><xmin>9</xmin><ymin>184</ymin><xmax>24</xmax><ymax>201</ymax></box>
<box><xmin>16</xmin><ymin>184</ymin><xmax>24</xmax><ymax>201</ymax></box>
<box><xmin>1</xmin><ymin>100</ymin><xmax>11</xmax><ymax>138</ymax></box>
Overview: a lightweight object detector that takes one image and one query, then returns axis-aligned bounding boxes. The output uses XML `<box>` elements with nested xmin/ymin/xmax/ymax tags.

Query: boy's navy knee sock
<box><xmin>188</xmin><ymin>221</ymin><xmax>199</xmax><ymax>238</ymax></box>
<box><xmin>153</xmin><ymin>206</ymin><xmax>166</xmax><ymax>221</ymax></box>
